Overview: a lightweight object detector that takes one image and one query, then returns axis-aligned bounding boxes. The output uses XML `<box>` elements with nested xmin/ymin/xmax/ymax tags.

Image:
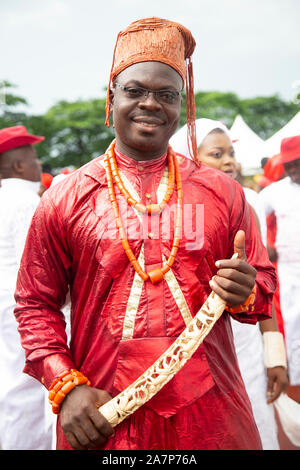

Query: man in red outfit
<box><xmin>14</xmin><ymin>18</ymin><xmax>276</xmax><ymax>450</ymax></box>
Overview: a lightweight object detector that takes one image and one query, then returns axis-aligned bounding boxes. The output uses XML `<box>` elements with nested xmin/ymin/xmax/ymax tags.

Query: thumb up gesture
<box><xmin>209</xmin><ymin>230</ymin><xmax>257</xmax><ymax>307</ymax></box>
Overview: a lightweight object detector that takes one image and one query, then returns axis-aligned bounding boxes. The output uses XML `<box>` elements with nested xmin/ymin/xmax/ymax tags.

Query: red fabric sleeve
<box><xmin>228</xmin><ymin>183</ymin><xmax>276</xmax><ymax>324</ymax></box>
<box><xmin>14</xmin><ymin>193</ymin><xmax>75</xmax><ymax>389</ymax></box>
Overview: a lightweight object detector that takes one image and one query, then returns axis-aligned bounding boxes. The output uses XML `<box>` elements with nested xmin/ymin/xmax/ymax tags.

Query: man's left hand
<box><xmin>209</xmin><ymin>230</ymin><xmax>257</xmax><ymax>307</ymax></box>
<box><xmin>266</xmin><ymin>366</ymin><xmax>289</xmax><ymax>403</ymax></box>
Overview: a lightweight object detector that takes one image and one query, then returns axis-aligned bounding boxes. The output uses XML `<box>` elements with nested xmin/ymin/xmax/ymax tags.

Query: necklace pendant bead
<box><xmin>147</xmin><ymin>204</ymin><xmax>161</xmax><ymax>215</ymax></box>
<box><xmin>148</xmin><ymin>268</ymin><xmax>165</xmax><ymax>284</ymax></box>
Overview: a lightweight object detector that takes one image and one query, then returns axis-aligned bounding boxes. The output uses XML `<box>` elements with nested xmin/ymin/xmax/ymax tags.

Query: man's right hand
<box><xmin>60</xmin><ymin>384</ymin><xmax>114</xmax><ymax>450</ymax></box>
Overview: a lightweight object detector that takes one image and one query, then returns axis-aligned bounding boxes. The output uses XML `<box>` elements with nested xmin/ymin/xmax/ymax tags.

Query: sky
<box><xmin>1</xmin><ymin>0</ymin><xmax>300</xmax><ymax>115</ymax></box>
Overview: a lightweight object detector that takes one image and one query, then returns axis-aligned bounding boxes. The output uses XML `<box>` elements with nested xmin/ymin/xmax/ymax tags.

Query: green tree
<box><xmin>1</xmin><ymin>80</ymin><xmax>299</xmax><ymax>170</ymax></box>
<box><xmin>239</xmin><ymin>95</ymin><xmax>299</xmax><ymax>139</ymax></box>
<box><xmin>194</xmin><ymin>91</ymin><xmax>243</xmax><ymax>128</ymax></box>
<box><xmin>188</xmin><ymin>91</ymin><xmax>299</xmax><ymax>140</ymax></box>
<box><xmin>0</xmin><ymin>81</ymin><xmax>28</xmax><ymax>127</ymax></box>
<box><xmin>181</xmin><ymin>90</ymin><xmax>299</xmax><ymax>139</ymax></box>
<box><xmin>180</xmin><ymin>90</ymin><xmax>243</xmax><ymax>128</ymax></box>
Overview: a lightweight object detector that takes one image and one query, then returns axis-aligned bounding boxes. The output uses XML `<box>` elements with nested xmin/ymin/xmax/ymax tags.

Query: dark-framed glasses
<box><xmin>114</xmin><ymin>83</ymin><xmax>182</xmax><ymax>105</ymax></box>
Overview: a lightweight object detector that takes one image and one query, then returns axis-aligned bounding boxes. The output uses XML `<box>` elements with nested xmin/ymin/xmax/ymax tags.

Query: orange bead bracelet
<box><xmin>48</xmin><ymin>369</ymin><xmax>91</xmax><ymax>414</ymax></box>
<box><xmin>225</xmin><ymin>284</ymin><xmax>257</xmax><ymax>314</ymax></box>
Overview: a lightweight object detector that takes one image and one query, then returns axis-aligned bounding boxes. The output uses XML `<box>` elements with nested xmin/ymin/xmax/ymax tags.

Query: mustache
<box><xmin>130</xmin><ymin>113</ymin><xmax>166</xmax><ymax>124</ymax></box>
<box><xmin>130</xmin><ymin>111</ymin><xmax>166</xmax><ymax>119</ymax></box>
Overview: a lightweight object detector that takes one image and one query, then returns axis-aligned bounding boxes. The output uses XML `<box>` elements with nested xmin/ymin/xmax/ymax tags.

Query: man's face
<box><xmin>18</xmin><ymin>145</ymin><xmax>42</xmax><ymax>182</ymax></box>
<box><xmin>110</xmin><ymin>61</ymin><xmax>183</xmax><ymax>160</ymax></box>
<box><xmin>0</xmin><ymin>145</ymin><xmax>42</xmax><ymax>181</ymax></box>
<box><xmin>284</xmin><ymin>157</ymin><xmax>300</xmax><ymax>185</ymax></box>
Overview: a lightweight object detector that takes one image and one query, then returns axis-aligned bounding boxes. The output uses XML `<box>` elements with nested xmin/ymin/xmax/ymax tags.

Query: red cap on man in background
<box><xmin>278</xmin><ymin>135</ymin><xmax>300</xmax><ymax>165</ymax></box>
<box><xmin>263</xmin><ymin>153</ymin><xmax>285</xmax><ymax>182</ymax></box>
<box><xmin>0</xmin><ymin>126</ymin><xmax>44</xmax><ymax>154</ymax></box>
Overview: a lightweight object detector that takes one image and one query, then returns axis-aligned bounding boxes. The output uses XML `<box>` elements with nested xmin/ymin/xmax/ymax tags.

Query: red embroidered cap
<box><xmin>105</xmin><ymin>17</ymin><xmax>198</xmax><ymax>162</ymax></box>
<box><xmin>0</xmin><ymin>126</ymin><xmax>45</xmax><ymax>154</ymax></box>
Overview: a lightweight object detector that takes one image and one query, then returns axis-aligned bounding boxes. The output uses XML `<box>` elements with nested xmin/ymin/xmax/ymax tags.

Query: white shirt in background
<box><xmin>0</xmin><ymin>178</ymin><xmax>53</xmax><ymax>450</ymax></box>
<box><xmin>259</xmin><ymin>178</ymin><xmax>300</xmax><ymax>385</ymax></box>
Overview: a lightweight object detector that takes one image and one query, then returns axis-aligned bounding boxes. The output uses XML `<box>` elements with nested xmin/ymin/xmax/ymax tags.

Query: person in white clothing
<box><xmin>259</xmin><ymin>135</ymin><xmax>300</xmax><ymax>391</ymax></box>
<box><xmin>0</xmin><ymin>126</ymin><xmax>53</xmax><ymax>450</ymax></box>
<box><xmin>170</xmin><ymin>118</ymin><xmax>288</xmax><ymax>449</ymax></box>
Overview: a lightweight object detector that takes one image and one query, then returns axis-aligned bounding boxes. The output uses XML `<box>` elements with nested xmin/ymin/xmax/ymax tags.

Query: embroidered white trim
<box><xmin>122</xmin><ymin>243</ymin><xmax>145</xmax><ymax>339</ymax></box>
<box><xmin>163</xmin><ymin>256</ymin><xmax>193</xmax><ymax>326</ymax></box>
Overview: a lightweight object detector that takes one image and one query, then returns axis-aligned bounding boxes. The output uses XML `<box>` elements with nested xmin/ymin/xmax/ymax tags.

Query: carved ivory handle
<box><xmin>98</xmin><ymin>289</ymin><xmax>227</xmax><ymax>427</ymax></box>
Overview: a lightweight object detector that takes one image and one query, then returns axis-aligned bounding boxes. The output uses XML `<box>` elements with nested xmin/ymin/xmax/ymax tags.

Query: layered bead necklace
<box><xmin>104</xmin><ymin>140</ymin><xmax>183</xmax><ymax>284</ymax></box>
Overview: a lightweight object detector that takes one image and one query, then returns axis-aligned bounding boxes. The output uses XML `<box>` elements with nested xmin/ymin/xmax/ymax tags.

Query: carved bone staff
<box><xmin>99</xmin><ymin>285</ymin><xmax>229</xmax><ymax>427</ymax></box>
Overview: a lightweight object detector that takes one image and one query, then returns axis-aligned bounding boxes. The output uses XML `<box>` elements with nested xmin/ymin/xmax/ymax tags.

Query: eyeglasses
<box><xmin>113</xmin><ymin>83</ymin><xmax>182</xmax><ymax>105</ymax></box>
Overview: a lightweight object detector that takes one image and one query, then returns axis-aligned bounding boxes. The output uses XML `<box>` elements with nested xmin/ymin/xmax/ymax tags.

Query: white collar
<box><xmin>0</xmin><ymin>178</ymin><xmax>41</xmax><ymax>194</ymax></box>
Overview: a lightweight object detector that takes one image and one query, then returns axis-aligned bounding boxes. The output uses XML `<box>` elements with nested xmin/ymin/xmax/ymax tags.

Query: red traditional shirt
<box><xmin>14</xmin><ymin>150</ymin><xmax>276</xmax><ymax>450</ymax></box>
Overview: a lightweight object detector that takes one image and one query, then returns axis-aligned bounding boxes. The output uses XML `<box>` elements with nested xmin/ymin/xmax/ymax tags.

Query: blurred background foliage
<box><xmin>1</xmin><ymin>81</ymin><xmax>299</xmax><ymax>173</ymax></box>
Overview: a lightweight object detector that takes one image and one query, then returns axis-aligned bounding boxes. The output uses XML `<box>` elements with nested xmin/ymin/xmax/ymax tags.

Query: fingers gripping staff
<box><xmin>98</xmin><ymin>232</ymin><xmax>256</xmax><ymax>427</ymax></box>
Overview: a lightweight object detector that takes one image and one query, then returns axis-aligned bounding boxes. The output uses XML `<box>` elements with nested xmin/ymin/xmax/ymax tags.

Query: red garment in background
<box><xmin>266</xmin><ymin>212</ymin><xmax>285</xmax><ymax>337</ymax></box>
<box><xmin>14</xmin><ymin>151</ymin><xmax>276</xmax><ymax>450</ymax></box>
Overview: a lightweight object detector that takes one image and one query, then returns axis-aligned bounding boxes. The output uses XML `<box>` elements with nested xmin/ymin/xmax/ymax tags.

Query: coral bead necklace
<box><xmin>104</xmin><ymin>140</ymin><xmax>183</xmax><ymax>284</ymax></box>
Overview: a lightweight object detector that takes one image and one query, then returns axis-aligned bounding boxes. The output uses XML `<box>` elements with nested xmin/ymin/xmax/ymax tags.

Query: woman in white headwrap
<box><xmin>170</xmin><ymin>118</ymin><xmax>288</xmax><ymax>450</ymax></box>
